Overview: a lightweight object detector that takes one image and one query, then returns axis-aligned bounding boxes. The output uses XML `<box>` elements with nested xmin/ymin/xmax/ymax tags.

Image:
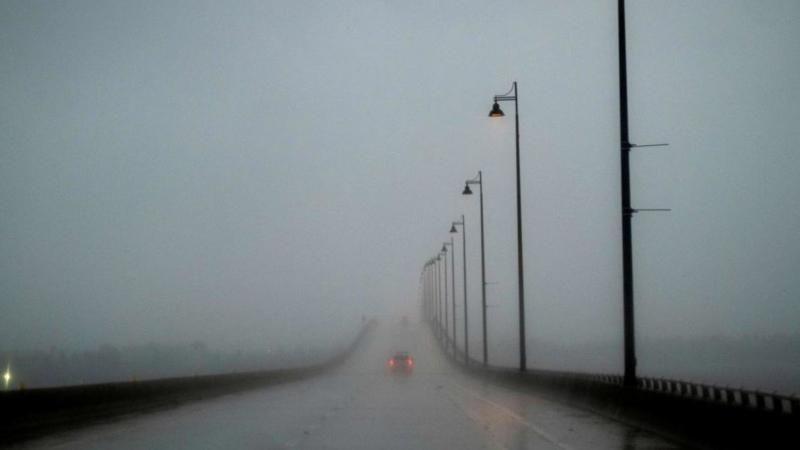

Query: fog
<box><xmin>1</xmin><ymin>1</ymin><xmax>799</xmax><ymax>393</ymax></box>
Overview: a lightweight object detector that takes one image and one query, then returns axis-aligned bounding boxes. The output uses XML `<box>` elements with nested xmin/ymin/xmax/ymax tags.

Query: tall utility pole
<box><xmin>618</xmin><ymin>0</ymin><xmax>637</xmax><ymax>387</ymax></box>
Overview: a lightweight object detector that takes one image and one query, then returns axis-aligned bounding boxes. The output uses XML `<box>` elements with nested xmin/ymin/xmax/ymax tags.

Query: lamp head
<box><xmin>441</xmin><ymin>245</ymin><xmax>447</xmax><ymax>253</ymax></box>
<box><xmin>450</xmin><ymin>224</ymin><xmax>457</xmax><ymax>233</ymax></box>
<box><xmin>462</xmin><ymin>184</ymin><xmax>473</xmax><ymax>195</ymax></box>
<box><xmin>489</xmin><ymin>102</ymin><xmax>505</xmax><ymax>117</ymax></box>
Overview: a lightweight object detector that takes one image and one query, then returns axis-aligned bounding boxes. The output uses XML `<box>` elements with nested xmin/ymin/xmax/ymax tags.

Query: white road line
<box><xmin>446</xmin><ymin>394</ymin><xmax>514</xmax><ymax>450</ymax></box>
<box><xmin>448</xmin><ymin>380</ymin><xmax>574</xmax><ymax>450</ymax></box>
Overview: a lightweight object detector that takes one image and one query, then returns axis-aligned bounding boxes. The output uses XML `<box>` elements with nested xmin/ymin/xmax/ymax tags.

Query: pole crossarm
<box><xmin>625</xmin><ymin>142</ymin><xmax>669</xmax><ymax>149</ymax></box>
<box><xmin>629</xmin><ymin>208</ymin><xmax>672</xmax><ymax>213</ymax></box>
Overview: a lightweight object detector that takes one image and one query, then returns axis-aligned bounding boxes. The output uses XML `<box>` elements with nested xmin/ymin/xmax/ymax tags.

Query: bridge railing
<box><xmin>433</xmin><ymin>322</ymin><xmax>799</xmax><ymax>418</ymax></box>
<box><xmin>636</xmin><ymin>375</ymin><xmax>799</xmax><ymax>415</ymax></box>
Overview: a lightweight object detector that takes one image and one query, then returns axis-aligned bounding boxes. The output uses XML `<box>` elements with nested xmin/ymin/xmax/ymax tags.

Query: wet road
<box><xmin>22</xmin><ymin>322</ymin><xmax>682</xmax><ymax>449</ymax></box>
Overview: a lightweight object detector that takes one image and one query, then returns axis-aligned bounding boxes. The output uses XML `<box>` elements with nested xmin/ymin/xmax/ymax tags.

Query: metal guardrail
<box><xmin>433</xmin><ymin>325</ymin><xmax>800</xmax><ymax>417</ymax></box>
<box><xmin>636</xmin><ymin>375</ymin><xmax>798</xmax><ymax>415</ymax></box>
<box><xmin>516</xmin><ymin>369</ymin><xmax>800</xmax><ymax>416</ymax></box>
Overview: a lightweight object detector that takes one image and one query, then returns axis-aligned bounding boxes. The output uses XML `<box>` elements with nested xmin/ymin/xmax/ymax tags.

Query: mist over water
<box><xmin>1</xmin><ymin>0</ymin><xmax>799</xmax><ymax>396</ymax></box>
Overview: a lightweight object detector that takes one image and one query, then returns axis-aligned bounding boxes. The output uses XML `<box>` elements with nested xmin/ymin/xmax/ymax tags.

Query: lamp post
<box><xmin>442</xmin><ymin>241</ymin><xmax>454</xmax><ymax>353</ymax></box>
<box><xmin>463</xmin><ymin>171</ymin><xmax>488</xmax><ymax>366</ymax></box>
<box><xmin>423</xmin><ymin>267</ymin><xmax>429</xmax><ymax>324</ymax></box>
<box><xmin>427</xmin><ymin>258</ymin><xmax>436</xmax><ymax>329</ymax></box>
<box><xmin>449</xmin><ymin>236</ymin><xmax>456</xmax><ymax>354</ymax></box>
<box><xmin>489</xmin><ymin>81</ymin><xmax>527</xmax><ymax>372</ymax></box>
<box><xmin>450</xmin><ymin>215</ymin><xmax>468</xmax><ymax>364</ymax></box>
<box><xmin>440</xmin><ymin>247</ymin><xmax>449</xmax><ymax>347</ymax></box>
<box><xmin>422</xmin><ymin>263</ymin><xmax>427</xmax><ymax>322</ymax></box>
<box><xmin>428</xmin><ymin>262</ymin><xmax>434</xmax><ymax>323</ymax></box>
<box><xmin>428</xmin><ymin>261</ymin><xmax>432</xmax><ymax>324</ymax></box>
<box><xmin>424</xmin><ymin>260</ymin><xmax>432</xmax><ymax>325</ymax></box>
<box><xmin>433</xmin><ymin>255</ymin><xmax>442</xmax><ymax>339</ymax></box>
<box><xmin>425</xmin><ymin>261</ymin><xmax>430</xmax><ymax>324</ymax></box>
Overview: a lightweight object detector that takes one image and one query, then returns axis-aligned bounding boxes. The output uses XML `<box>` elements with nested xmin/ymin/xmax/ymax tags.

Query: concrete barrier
<box><xmin>0</xmin><ymin>320</ymin><xmax>376</xmax><ymax>445</ymax></box>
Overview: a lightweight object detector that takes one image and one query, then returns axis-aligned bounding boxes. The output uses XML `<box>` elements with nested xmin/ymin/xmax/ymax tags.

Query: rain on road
<box><xmin>22</xmin><ymin>321</ymin><xmax>680</xmax><ymax>449</ymax></box>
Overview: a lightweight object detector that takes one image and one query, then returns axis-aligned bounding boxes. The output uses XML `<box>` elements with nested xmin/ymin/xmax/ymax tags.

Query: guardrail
<box><xmin>440</xmin><ymin>329</ymin><xmax>799</xmax><ymax>415</ymax></box>
<box><xmin>637</xmin><ymin>376</ymin><xmax>799</xmax><ymax>414</ymax></box>
<box><xmin>0</xmin><ymin>320</ymin><xmax>376</xmax><ymax>445</ymax></box>
<box><xmin>431</xmin><ymin>322</ymin><xmax>799</xmax><ymax>448</ymax></box>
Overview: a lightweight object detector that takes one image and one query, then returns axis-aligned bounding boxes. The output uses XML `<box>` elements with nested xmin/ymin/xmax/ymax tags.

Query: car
<box><xmin>387</xmin><ymin>351</ymin><xmax>414</xmax><ymax>374</ymax></box>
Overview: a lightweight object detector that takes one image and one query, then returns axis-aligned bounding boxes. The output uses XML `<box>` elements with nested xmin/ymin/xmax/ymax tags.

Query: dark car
<box><xmin>387</xmin><ymin>351</ymin><xmax>414</xmax><ymax>374</ymax></box>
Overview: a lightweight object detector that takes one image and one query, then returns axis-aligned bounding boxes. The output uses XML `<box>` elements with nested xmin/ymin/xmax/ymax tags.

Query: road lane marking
<box><xmin>444</xmin><ymin>394</ymin><xmax>516</xmax><ymax>450</ymax></box>
<box><xmin>448</xmin><ymin>380</ymin><xmax>574</xmax><ymax>450</ymax></box>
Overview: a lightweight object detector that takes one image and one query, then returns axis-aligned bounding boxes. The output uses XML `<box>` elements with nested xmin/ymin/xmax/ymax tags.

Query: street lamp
<box><xmin>435</xmin><ymin>254</ymin><xmax>443</xmax><ymax>341</ymax></box>
<box><xmin>489</xmin><ymin>81</ymin><xmax>527</xmax><ymax>372</ymax></box>
<box><xmin>463</xmin><ymin>171</ymin><xmax>488</xmax><ymax>367</ymax></box>
<box><xmin>443</xmin><ymin>239</ymin><xmax>455</xmax><ymax>354</ymax></box>
<box><xmin>426</xmin><ymin>258</ymin><xmax>437</xmax><ymax>329</ymax></box>
<box><xmin>439</xmin><ymin>248</ymin><xmax>449</xmax><ymax>346</ymax></box>
<box><xmin>422</xmin><ymin>263</ymin><xmax>428</xmax><ymax>323</ymax></box>
<box><xmin>432</xmin><ymin>256</ymin><xmax>438</xmax><ymax>336</ymax></box>
<box><xmin>420</xmin><ymin>268</ymin><xmax>428</xmax><ymax>324</ymax></box>
<box><xmin>450</xmin><ymin>215</ymin><xmax>468</xmax><ymax>364</ymax></box>
<box><xmin>424</xmin><ymin>260</ymin><xmax>431</xmax><ymax>325</ymax></box>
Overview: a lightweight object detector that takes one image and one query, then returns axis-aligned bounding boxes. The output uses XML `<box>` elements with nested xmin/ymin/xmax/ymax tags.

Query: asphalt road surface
<box><xmin>20</xmin><ymin>321</ymin><xmax>682</xmax><ymax>449</ymax></box>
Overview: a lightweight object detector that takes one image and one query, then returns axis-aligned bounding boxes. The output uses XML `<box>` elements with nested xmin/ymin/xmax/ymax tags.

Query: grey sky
<box><xmin>1</xmin><ymin>0</ymin><xmax>798</xmax><ymax>375</ymax></box>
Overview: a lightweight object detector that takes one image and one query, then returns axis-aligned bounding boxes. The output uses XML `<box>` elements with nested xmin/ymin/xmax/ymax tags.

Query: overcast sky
<box><xmin>2</xmin><ymin>0</ymin><xmax>798</xmax><ymax>372</ymax></box>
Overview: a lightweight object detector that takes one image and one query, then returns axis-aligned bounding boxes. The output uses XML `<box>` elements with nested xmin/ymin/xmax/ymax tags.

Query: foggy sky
<box><xmin>2</xmin><ymin>0</ymin><xmax>799</xmax><ymax>375</ymax></box>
